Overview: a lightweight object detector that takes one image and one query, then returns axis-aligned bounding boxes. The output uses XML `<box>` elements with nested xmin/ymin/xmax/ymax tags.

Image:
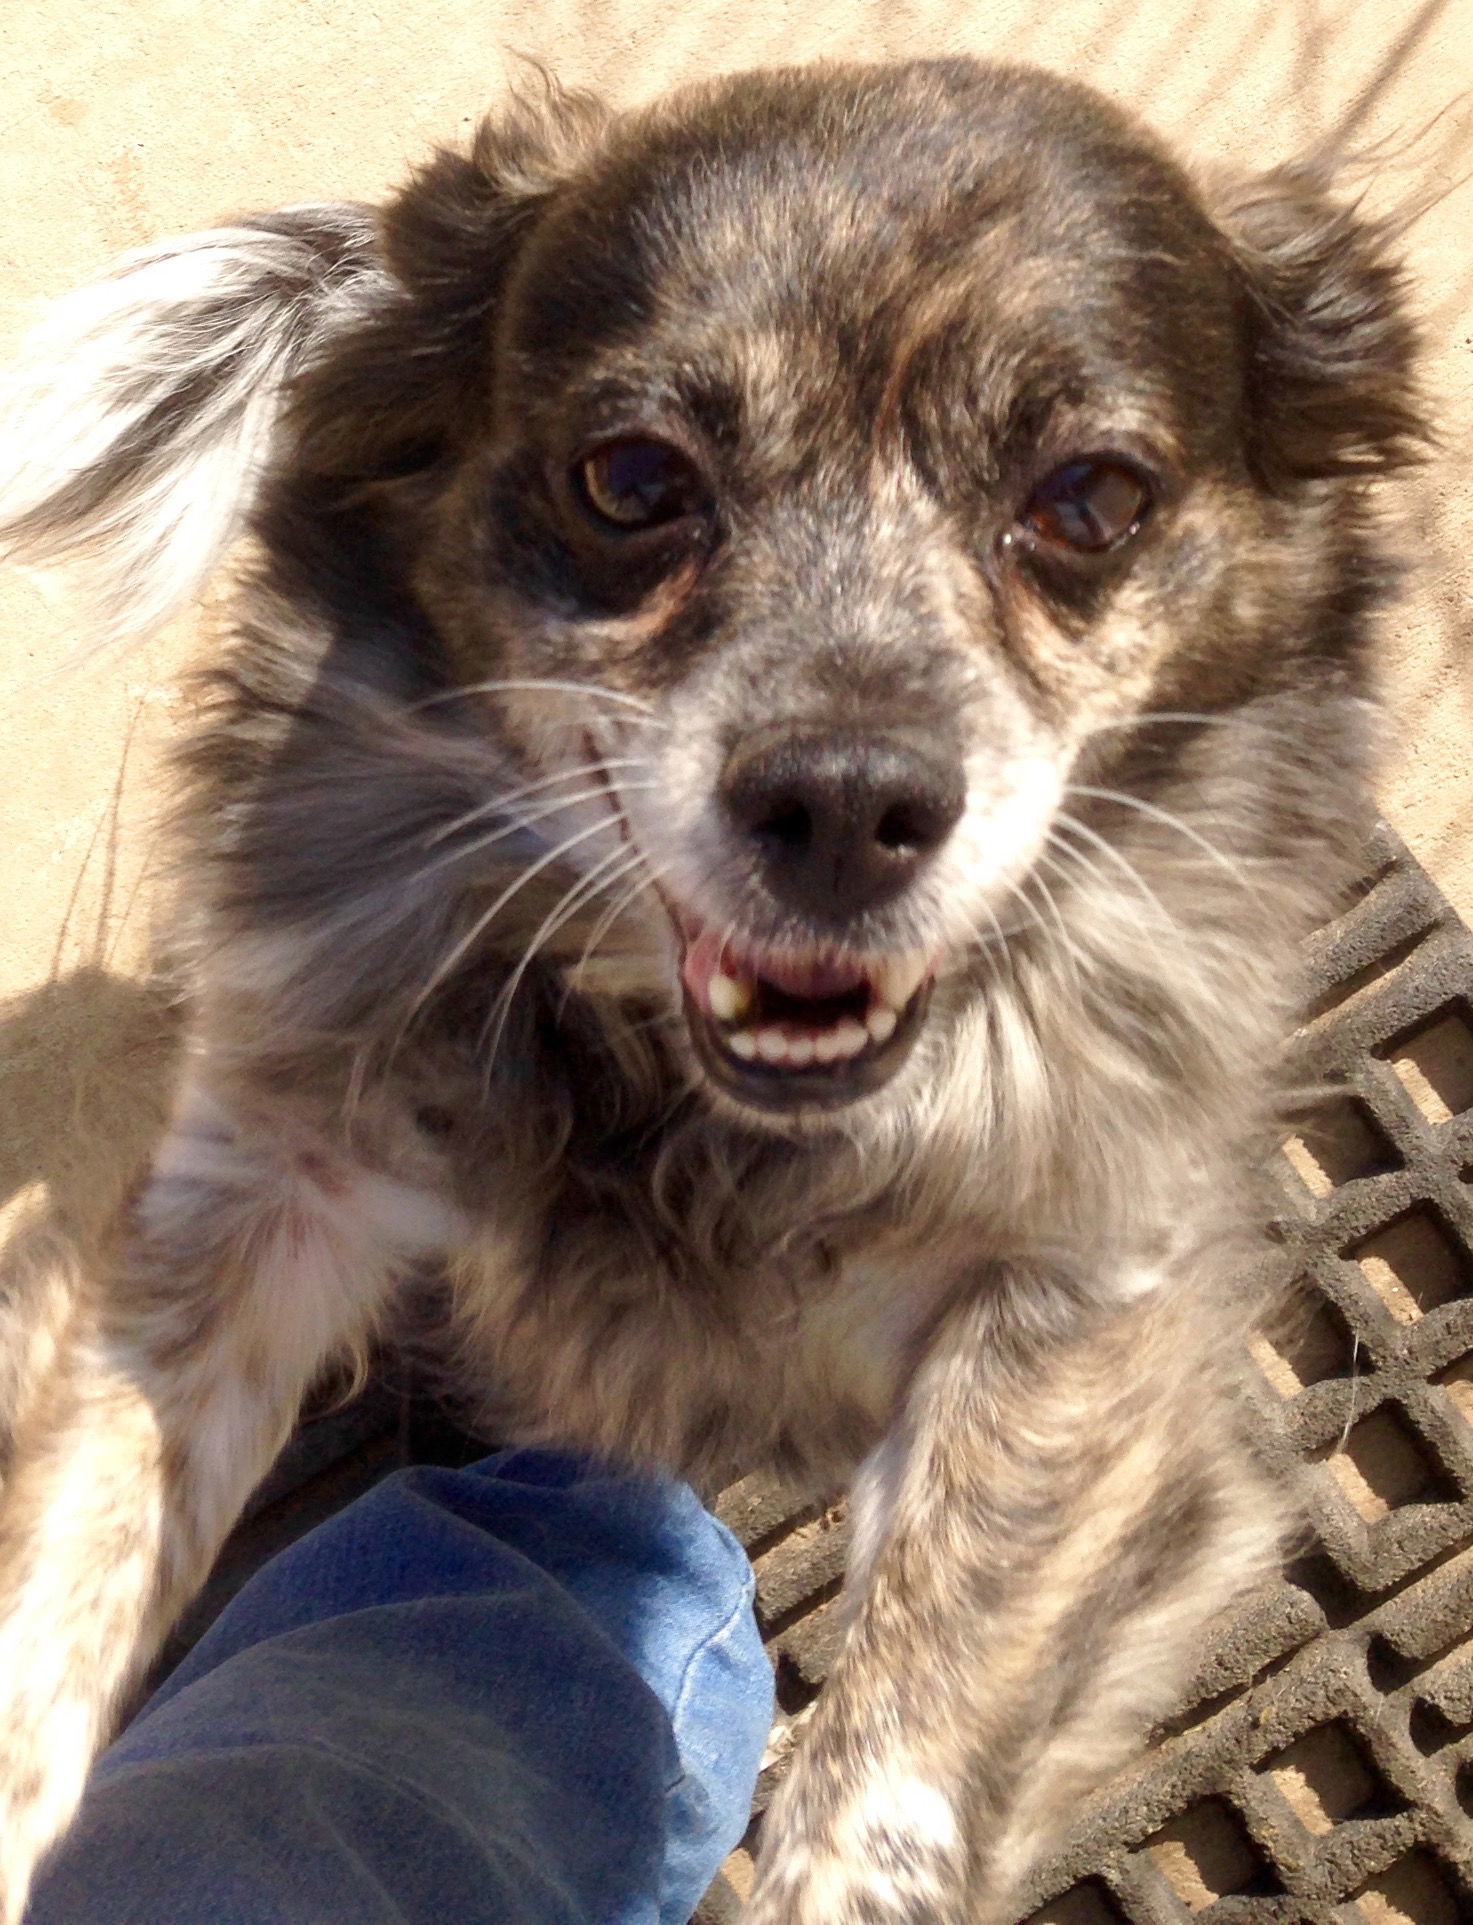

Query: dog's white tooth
<box><xmin>874</xmin><ymin>951</ymin><xmax>930</xmax><ymax>1010</ymax></box>
<box><xmin>865</xmin><ymin>1004</ymin><xmax>898</xmax><ymax>1046</ymax></box>
<box><xmin>871</xmin><ymin>956</ymin><xmax>901</xmax><ymax>1008</ymax></box>
<box><xmin>833</xmin><ymin>1017</ymin><xmax>870</xmax><ymax>1059</ymax></box>
<box><xmin>812</xmin><ymin>1029</ymin><xmax>846</xmax><ymax>1064</ymax></box>
<box><xmin>707</xmin><ymin>970</ymin><xmax>754</xmax><ymax>1024</ymax></box>
<box><xmin>727</xmin><ymin>1029</ymin><xmax>759</xmax><ymax>1061</ymax></box>
<box><xmin>756</xmin><ymin>1028</ymin><xmax>790</xmax><ymax>1064</ymax></box>
<box><xmin>786</xmin><ymin>1035</ymin><xmax>816</xmax><ymax>1067</ymax></box>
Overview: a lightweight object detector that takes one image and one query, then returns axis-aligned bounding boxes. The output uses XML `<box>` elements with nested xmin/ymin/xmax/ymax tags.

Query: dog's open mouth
<box><xmin>679</xmin><ymin>926</ymin><xmax>936</xmax><ymax>1110</ymax></box>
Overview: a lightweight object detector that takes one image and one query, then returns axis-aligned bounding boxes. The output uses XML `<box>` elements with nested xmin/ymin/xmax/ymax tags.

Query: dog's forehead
<box><xmin>503</xmin><ymin>62</ymin><xmax>1239</xmax><ymax>461</ymax></box>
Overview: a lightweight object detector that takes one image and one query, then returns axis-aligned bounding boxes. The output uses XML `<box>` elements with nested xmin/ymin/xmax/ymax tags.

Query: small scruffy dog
<box><xmin>0</xmin><ymin>57</ymin><xmax>1421</xmax><ymax>1925</ymax></box>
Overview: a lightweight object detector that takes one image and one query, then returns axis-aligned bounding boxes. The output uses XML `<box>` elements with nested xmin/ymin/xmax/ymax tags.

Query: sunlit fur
<box><xmin>0</xmin><ymin>61</ymin><xmax>1421</xmax><ymax>1925</ymax></box>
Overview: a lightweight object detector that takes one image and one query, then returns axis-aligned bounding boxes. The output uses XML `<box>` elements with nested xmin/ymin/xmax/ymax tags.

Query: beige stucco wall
<box><xmin>1</xmin><ymin>0</ymin><xmax>1470</xmax><ymax>1218</ymax></box>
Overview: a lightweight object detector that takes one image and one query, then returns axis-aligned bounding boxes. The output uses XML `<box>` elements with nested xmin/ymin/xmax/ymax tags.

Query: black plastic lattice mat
<box><xmin>173</xmin><ymin>824</ymin><xmax>1473</xmax><ymax>1922</ymax></box>
<box><xmin>710</xmin><ymin>822</ymin><xmax>1473</xmax><ymax>1922</ymax></box>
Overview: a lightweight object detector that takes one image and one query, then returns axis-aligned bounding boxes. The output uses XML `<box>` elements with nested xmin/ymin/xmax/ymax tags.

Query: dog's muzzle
<box><xmin>670</xmin><ymin>725</ymin><xmax>958</xmax><ymax>1111</ymax></box>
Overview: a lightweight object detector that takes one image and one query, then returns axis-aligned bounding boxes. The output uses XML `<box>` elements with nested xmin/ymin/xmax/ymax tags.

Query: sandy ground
<box><xmin>1</xmin><ymin>0</ymin><xmax>1471</xmax><ymax>1209</ymax></box>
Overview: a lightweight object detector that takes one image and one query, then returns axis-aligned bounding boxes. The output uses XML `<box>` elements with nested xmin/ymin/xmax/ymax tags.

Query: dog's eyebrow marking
<box><xmin>589</xmin><ymin>333</ymin><xmax>807</xmax><ymax>445</ymax></box>
<box><xmin>874</xmin><ymin>256</ymin><xmax>995</xmax><ymax>441</ymax></box>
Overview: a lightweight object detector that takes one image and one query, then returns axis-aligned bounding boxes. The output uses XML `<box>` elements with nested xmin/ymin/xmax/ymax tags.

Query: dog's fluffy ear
<box><xmin>0</xmin><ymin>81</ymin><xmax>607</xmax><ymax>650</ymax></box>
<box><xmin>293</xmin><ymin>81</ymin><xmax>610</xmax><ymax>486</ymax></box>
<box><xmin>1213</xmin><ymin>163</ymin><xmax>1426</xmax><ymax>486</ymax></box>
<box><xmin>0</xmin><ymin>206</ymin><xmax>385</xmax><ymax>647</ymax></box>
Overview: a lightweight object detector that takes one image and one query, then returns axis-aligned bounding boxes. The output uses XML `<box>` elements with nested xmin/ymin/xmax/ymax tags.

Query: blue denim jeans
<box><xmin>26</xmin><ymin>1452</ymin><xmax>773</xmax><ymax>1924</ymax></box>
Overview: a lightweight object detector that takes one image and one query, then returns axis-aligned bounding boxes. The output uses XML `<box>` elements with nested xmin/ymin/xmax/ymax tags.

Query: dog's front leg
<box><xmin>747</xmin><ymin>1266</ymin><xmax>1281</xmax><ymax>1925</ymax></box>
<box><xmin>0</xmin><ymin>1070</ymin><xmax>456</xmax><ymax>1924</ymax></box>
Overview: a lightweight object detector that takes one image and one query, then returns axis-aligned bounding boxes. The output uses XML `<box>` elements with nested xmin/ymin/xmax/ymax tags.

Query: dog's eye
<box><xmin>1019</xmin><ymin>459</ymin><xmax>1150</xmax><ymax>554</ymax></box>
<box><xmin>576</xmin><ymin>440</ymin><xmax>708</xmax><ymax>530</ymax></box>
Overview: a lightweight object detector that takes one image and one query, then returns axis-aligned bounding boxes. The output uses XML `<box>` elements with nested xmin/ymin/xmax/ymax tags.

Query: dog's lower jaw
<box><xmin>682</xmin><ymin>978</ymin><xmax>935</xmax><ymax>1114</ymax></box>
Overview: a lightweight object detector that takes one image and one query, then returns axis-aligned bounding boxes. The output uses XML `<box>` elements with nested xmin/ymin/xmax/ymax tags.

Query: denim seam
<box><xmin>665</xmin><ymin>1566</ymin><xmax>762</xmax><ymax>1776</ymax></box>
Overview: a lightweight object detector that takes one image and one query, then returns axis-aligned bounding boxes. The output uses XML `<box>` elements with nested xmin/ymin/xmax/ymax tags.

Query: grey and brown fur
<box><xmin>0</xmin><ymin>59</ymin><xmax>1423</xmax><ymax>1925</ymax></box>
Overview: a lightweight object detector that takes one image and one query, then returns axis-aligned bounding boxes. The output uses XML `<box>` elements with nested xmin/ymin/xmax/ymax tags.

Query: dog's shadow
<box><xmin>0</xmin><ymin>964</ymin><xmax>179</xmax><ymax>1218</ymax></box>
<box><xmin>0</xmin><ymin>963</ymin><xmax>181</xmax><ymax>1428</ymax></box>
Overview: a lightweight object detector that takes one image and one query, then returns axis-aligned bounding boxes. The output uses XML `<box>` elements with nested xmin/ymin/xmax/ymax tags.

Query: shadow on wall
<box><xmin>0</xmin><ymin>966</ymin><xmax>181</xmax><ymax>1432</ymax></box>
<box><xmin>0</xmin><ymin>965</ymin><xmax>180</xmax><ymax>1236</ymax></box>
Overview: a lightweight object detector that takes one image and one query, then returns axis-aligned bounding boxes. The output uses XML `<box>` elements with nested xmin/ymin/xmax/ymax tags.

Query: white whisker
<box><xmin>978</xmin><ymin>876</ymin><xmax>1050</xmax><ymax>950</ymax></box>
<box><xmin>1050</xmin><ymin>811</ymin><xmax>1176</xmax><ymax>928</ymax></box>
<box><xmin>963</xmin><ymin>886</ymin><xmax>1016</xmax><ymax>958</ymax></box>
<box><xmin>425</xmin><ymin>757</ymin><xmax>655</xmax><ymax>849</ymax></box>
<box><xmin>1046</xmin><ymin>820</ymin><xmax>1222</xmax><ymax>1009</ymax></box>
<box><xmin>480</xmin><ymin>843</ymin><xmax>652</xmax><ymax>1070</ymax></box>
<box><xmin>568</xmin><ymin>853</ymin><xmax>670</xmax><ymax>990</ymax></box>
<box><xmin>413</xmin><ymin>780</ymin><xmax>660</xmax><ymax>882</ymax></box>
<box><xmin>407</xmin><ymin>812</ymin><xmax>635</xmax><ymax>1026</ymax></box>
<box><xmin>411</xmin><ymin>677</ymin><xmax>668</xmax><ymax>727</ymax></box>
<box><xmin>1083</xmin><ymin>711</ymin><xmax>1240</xmax><ymax>739</ymax></box>
<box><xmin>1008</xmin><ymin>861</ymin><xmax>1092</xmax><ymax>992</ymax></box>
<box><xmin>1064</xmin><ymin>785</ymin><xmax>1253</xmax><ymax>887</ymax></box>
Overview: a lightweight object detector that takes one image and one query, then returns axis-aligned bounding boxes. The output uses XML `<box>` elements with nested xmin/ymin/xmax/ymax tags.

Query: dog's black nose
<box><xmin>721</xmin><ymin>726</ymin><xmax>965</xmax><ymax>919</ymax></box>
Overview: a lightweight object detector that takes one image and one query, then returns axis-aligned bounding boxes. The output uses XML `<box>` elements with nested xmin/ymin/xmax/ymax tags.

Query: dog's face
<box><xmin>288</xmin><ymin>62</ymin><xmax>1416</xmax><ymax>1128</ymax></box>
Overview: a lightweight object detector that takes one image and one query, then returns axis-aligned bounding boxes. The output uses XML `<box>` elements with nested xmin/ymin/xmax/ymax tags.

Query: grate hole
<box><xmin>1262</xmin><ymin>1721</ymin><xmax>1402</xmax><ymax>1831</ymax></box>
<box><xmin>1252</xmin><ymin>1284</ymin><xmax>1361</xmax><ymax>1396</ymax></box>
<box><xmin>1141</xmin><ymin>1799</ymin><xmax>1282</xmax><ymax>1911</ymax></box>
<box><xmin>771</xmin><ymin>1649</ymin><xmax>820</xmax><ymax>1717</ymax></box>
<box><xmin>1433</xmin><ymin>1353</ymin><xmax>1473</xmax><ymax>1428</ymax></box>
<box><xmin>1348</xmin><ymin>1849</ymin><xmax>1464</xmax><ymax>1925</ymax></box>
<box><xmin>1315</xmin><ymin>1406</ymin><xmax>1455</xmax><ymax>1522</ymax></box>
<box><xmin>1379</xmin><ymin>1005</ymin><xmax>1473</xmax><ymax>1123</ymax></box>
<box><xmin>1346</xmin><ymin>1208</ymin><xmax>1473</xmax><ymax>1322</ymax></box>
<box><xmin>1407</xmin><ymin>1698</ymin><xmax>1468</xmax><ymax>1754</ymax></box>
<box><xmin>1285</xmin><ymin>1548</ymin><xmax>1369</xmax><ymax>1628</ymax></box>
<box><xmin>1459</xmin><ymin>1761</ymin><xmax>1473</xmax><ymax>1818</ymax></box>
<box><xmin>1284</xmin><ymin>1099</ymin><xmax>1401</xmax><ymax>1197</ymax></box>
<box><xmin>767</xmin><ymin>1593</ymin><xmax>843</xmax><ymax>1697</ymax></box>
<box><xmin>716</xmin><ymin>1848</ymin><xmax>756</xmax><ymax>1904</ymax></box>
<box><xmin>1366</xmin><ymin>1633</ymin><xmax>1421</xmax><ymax>1693</ymax></box>
<box><xmin>1022</xmin><ymin>1880</ymin><xmax>1127</xmax><ymax>1925</ymax></box>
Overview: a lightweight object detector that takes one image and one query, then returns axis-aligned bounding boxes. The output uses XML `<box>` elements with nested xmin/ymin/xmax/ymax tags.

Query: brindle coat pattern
<box><xmin>0</xmin><ymin>59</ymin><xmax>1422</xmax><ymax>1925</ymax></box>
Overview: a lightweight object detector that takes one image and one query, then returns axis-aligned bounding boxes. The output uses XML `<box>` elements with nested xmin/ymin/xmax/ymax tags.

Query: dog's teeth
<box><xmin>873</xmin><ymin>950</ymin><xmax>931</xmax><ymax>1010</ymax></box>
<box><xmin>865</xmin><ymin>1004</ymin><xmax>898</xmax><ymax>1046</ymax></box>
<box><xmin>832</xmin><ymin>1017</ymin><xmax>869</xmax><ymax>1059</ymax></box>
<box><xmin>722</xmin><ymin>1014</ymin><xmax>878</xmax><ymax>1072</ymax></box>
<box><xmin>707</xmin><ymin>969</ymin><xmax>754</xmax><ymax>1024</ymax></box>
<box><xmin>808</xmin><ymin>1019</ymin><xmax>868</xmax><ymax>1065</ymax></box>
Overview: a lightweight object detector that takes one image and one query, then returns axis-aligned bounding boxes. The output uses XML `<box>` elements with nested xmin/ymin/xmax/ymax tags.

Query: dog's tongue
<box><xmin>681</xmin><ymin>928</ymin><xmax>866</xmax><ymax>1006</ymax></box>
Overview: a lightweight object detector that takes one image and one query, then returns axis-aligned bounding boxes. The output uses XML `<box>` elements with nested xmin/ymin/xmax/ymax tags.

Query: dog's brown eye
<box><xmin>1020</xmin><ymin>459</ymin><xmax>1150</xmax><ymax>553</ymax></box>
<box><xmin>577</xmin><ymin>440</ymin><xmax>707</xmax><ymax>530</ymax></box>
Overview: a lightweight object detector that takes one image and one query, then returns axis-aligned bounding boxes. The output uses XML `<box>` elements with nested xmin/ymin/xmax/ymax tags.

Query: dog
<box><xmin>0</xmin><ymin>56</ymin><xmax>1423</xmax><ymax>1925</ymax></box>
